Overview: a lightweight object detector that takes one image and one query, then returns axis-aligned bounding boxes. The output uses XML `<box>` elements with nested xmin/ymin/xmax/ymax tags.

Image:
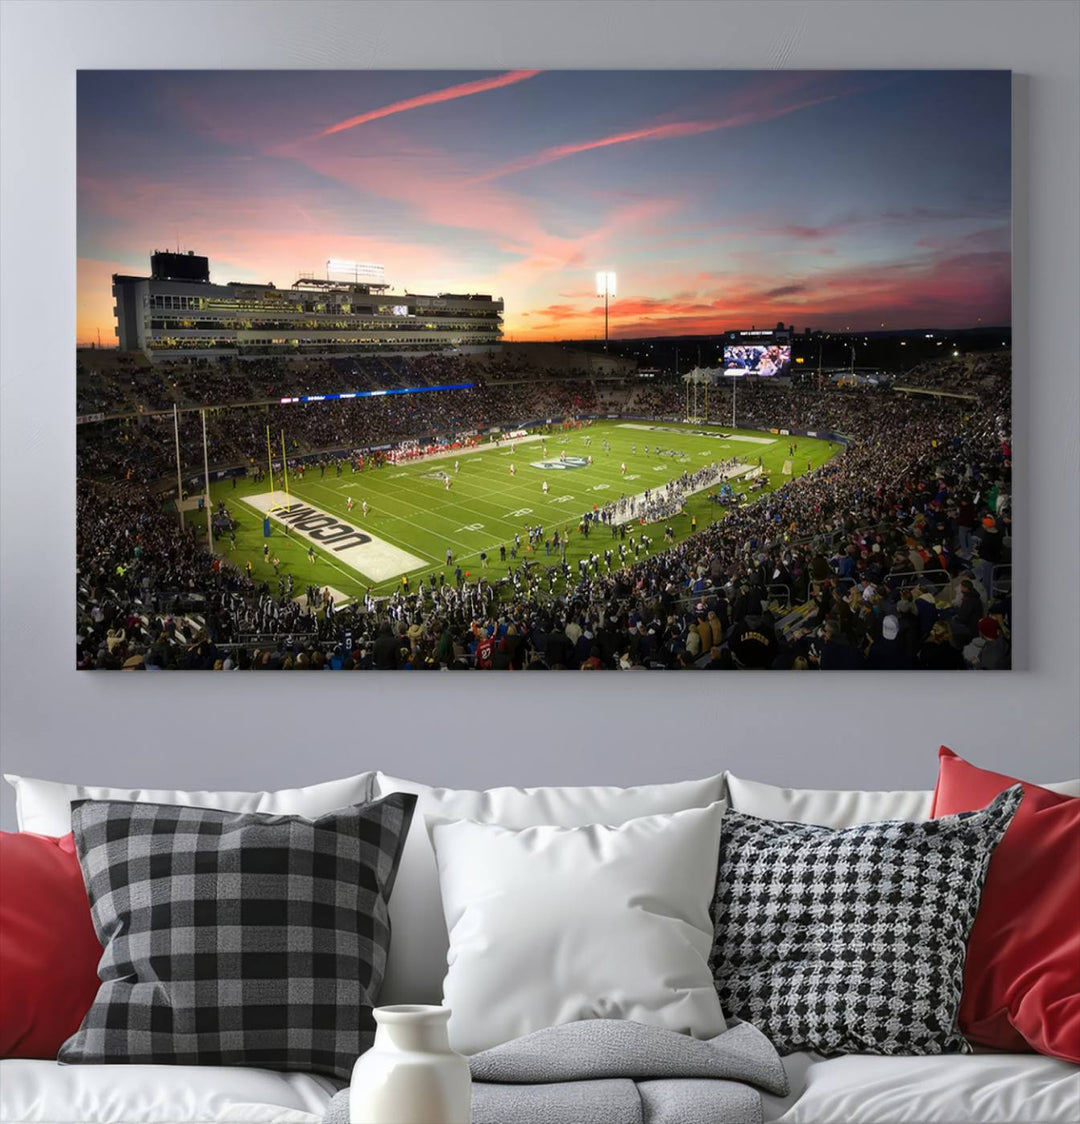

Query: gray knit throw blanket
<box><xmin>324</xmin><ymin>1018</ymin><xmax>789</xmax><ymax>1124</ymax></box>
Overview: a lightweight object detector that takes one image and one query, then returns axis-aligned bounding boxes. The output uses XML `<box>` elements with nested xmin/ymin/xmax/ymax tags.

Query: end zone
<box><xmin>243</xmin><ymin>491</ymin><xmax>424</xmax><ymax>582</ymax></box>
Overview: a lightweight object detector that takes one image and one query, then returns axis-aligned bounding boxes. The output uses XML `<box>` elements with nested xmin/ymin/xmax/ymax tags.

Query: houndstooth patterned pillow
<box><xmin>710</xmin><ymin>785</ymin><xmax>1022</xmax><ymax>1057</ymax></box>
<box><xmin>59</xmin><ymin>793</ymin><xmax>416</xmax><ymax>1080</ymax></box>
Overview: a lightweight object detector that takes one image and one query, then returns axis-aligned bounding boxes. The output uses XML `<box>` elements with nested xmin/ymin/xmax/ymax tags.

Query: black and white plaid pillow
<box><xmin>710</xmin><ymin>785</ymin><xmax>1022</xmax><ymax>1057</ymax></box>
<box><xmin>59</xmin><ymin>793</ymin><xmax>416</xmax><ymax>1079</ymax></box>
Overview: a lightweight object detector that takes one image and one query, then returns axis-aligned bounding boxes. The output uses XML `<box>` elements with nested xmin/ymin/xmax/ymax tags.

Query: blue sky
<box><xmin>77</xmin><ymin>69</ymin><xmax>1011</xmax><ymax>342</ymax></box>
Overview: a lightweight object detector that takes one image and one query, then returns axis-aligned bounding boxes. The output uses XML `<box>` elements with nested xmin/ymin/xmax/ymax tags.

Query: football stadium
<box><xmin>76</xmin><ymin>267</ymin><xmax>1014</xmax><ymax>671</ymax></box>
<box><xmin>72</xmin><ymin>66</ymin><xmax>1015</xmax><ymax>671</ymax></box>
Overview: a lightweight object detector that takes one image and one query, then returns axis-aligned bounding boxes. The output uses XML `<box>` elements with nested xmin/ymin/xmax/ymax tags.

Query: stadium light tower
<box><xmin>595</xmin><ymin>271</ymin><xmax>616</xmax><ymax>352</ymax></box>
<box><xmin>326</xmin><ymin>260</ymin><xmax>386</xmax><ymax>284</ymax></box>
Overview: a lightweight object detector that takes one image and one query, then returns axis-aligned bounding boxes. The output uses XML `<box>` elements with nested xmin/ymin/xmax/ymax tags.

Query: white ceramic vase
<box><xmin>350</xmin><ymin>1005</ymin><xmax>471</xmax><ymax>1124</ymax></box>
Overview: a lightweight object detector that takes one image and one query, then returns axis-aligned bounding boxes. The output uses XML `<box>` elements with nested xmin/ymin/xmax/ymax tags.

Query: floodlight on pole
<box><xmin>595</xmin><ymin>271</ymin><xmax>616</xmax><ymax>351</ymax></box>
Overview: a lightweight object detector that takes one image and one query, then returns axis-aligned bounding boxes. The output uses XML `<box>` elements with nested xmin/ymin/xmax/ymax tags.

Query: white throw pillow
<box><xmin>3</xmin><ymin>772</ymin><xmax>376</xmax><ymax>836</ymax></box>
<box><xmin>723</xmin><ymin>771</ymin><xmax>1080</xmax><ymax>828</ymax></box>
<box><xmin>723</xmin><ymin>773</ymin><xmax>933</xmax><ymax>827</ymax></box>
<box><xmin>373</xmin><ymin>772</ymin><xmax>725</xmax><ymax>1005</ymax></box>
<box><xmin>430</xmin><ymin>802</ymin><xmax>728</xmax><ymax>1055</ymax></box>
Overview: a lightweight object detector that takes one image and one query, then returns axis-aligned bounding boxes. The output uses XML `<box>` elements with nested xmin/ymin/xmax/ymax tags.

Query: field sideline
<box><xmin>198</xmin><ymin>421</ymin><xmax>840</xmax><ymax>601</ymax></box>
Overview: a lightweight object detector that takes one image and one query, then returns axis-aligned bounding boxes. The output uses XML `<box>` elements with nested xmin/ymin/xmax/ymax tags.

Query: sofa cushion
<box><xmin>723</xmin><ymin>771</ymin><xmax>1080</xmax><ymax>828</ymax></box>
<box><xmin>0</xmin><ymin>1058</ymin><xmax>338</xmax><ymax>1123</ymax></box>
<box><xmin>60</xmin><ymin>795</ymin><xmax>415</xmax><ymax>1081</ymax></box>
<box><xmin>722</xmin><ymin>774</ymin><xmax>934</xmax><ymax>826</ymax></box>
<box><xmin>4</xmin><ymin>772</ymin><xmax>376</xmax><ymax>836</ymax></box>
<box><xmin>711</xmin><ymin>787</ymin><xmax>1023</xmax><ymax>1056</ymax></box>
<box><xmin>932</xmin><ymin>747</ymin><xmax>1080</xmax><ymax>1062</ymax></box>
<box><xmin>3</xmin><ymin>1052</ymin><xmax>1076</xmax><ymax>1124</ymax></box>
<box><xmin>372</xmin><ymin>772</ymin><xmax>726</xmax><ymax>1004</ymax></box>
<box><xmin>431</xmin><ymin>802</ymin><xmax>727</xmax><ymax>1054</ymax></box>
<box><xmin>762</xmin><ymin>1050</ymin><xmax>1080</xmax><ymax>1123</ymax></box>
<box><xmin>0</xmin><ymin>832</ymin><xmax>101</xmax><ymax>1058</ymax></box>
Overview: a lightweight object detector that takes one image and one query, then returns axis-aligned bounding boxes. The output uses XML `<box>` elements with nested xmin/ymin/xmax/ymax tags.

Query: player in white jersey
<box><xmin>542</xmin><ymin>480</ymin><xmax>549</xmax><ymax>495</ymax></box>
<box><xmin>510</xmin><ymin>463</ymin><xmax>515</xmax><ymax>477</ymax></box>
<box><xmin>346</xmin><ymin>496</ymin><xmax>354</xmax><ymax>512</ymax></box>
<box><xmin>362</xmin><ymin>500</ymin><xmax>368</xmax><ymax>517</ymax></box>
<box><xmin>620</xmin><ymin>462</ymin><xmax>627</xmax><ymax>475</ymax></box>
<box><xmin>454</xmin><ymin>460</ymin><xmax>460</xmax><ymax>474</ymax></box>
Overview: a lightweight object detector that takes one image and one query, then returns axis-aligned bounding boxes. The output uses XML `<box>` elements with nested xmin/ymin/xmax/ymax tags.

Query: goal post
<box><xmin>265</xmin><ymin>424</ymin><xmax>275</xmax><ymax>493</ymax></box>
<box><xmin>280</xmin><ymin>430</ymin><xmax>291</xmax><ymax>505</ymax></box>
<box><xmin>260</xmin><ymin>426</ymin><xmax>294</xmax><ymax>536</ymax></box>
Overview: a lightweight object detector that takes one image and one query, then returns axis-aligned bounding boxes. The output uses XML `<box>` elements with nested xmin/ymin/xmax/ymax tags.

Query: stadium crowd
<box><xmin>75</xmin><ymin>349</ymin><xmax>613</xmax><ymax>416</ymax></box>
<box><xmin>77</xmin><ymin>351</ymin><xmax>1013</xmax><ymax>671</ymax></box>
<box><xmin>77</xmin><ymin>376</ymin><xmax>602</xmax><ymax>485</ymax></box>
<box><xmin>896</xmin><ymin>351</ymin><xmax>1011</xmax><ymax>397</ymax></box>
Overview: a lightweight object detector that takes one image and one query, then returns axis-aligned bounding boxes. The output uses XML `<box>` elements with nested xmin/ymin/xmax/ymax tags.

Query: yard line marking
<box><xmin>300</xmin><ymin>472</ymin><xmax>568</xmax><ymax>568</ymax></box>
<box><xmin>307</xmin><ymin>471</ymin><xmax>589</xmax><ymax>574</ymax></box>
<box><xmin>292</xmin><ymin>480</ymin><xmax>473</xmax><ymax>559</ymax></box>
<box><xmin>227</xmin><ymin>422</ymin><xmax>827</xmax><ymax>591</ymax></box>
<box><xmin>343</xmin><ymin>470</ymin><xmax>545</xmax><ymax>535</ymax></box>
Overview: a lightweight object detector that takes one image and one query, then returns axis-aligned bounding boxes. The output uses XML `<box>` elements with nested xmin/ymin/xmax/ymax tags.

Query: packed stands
<box><xmin>76</xmin><ymin>350</ymin><xmax>1013</xmax><ymax>671</ymax></box>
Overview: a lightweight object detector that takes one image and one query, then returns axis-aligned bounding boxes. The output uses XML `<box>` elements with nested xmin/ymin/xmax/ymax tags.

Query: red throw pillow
<box><xmin>932</xmin><ymin>747</ymin><xmax>1080</xmax><ymax>1062</ymax></box>
<box><xmin>0</xmin><ymin>832</ymin><xmax>102</xmax><ymax>1057</ymax></box>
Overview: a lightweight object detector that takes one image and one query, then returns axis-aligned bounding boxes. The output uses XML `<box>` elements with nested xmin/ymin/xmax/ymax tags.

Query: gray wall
<box><xmin>1</xmin><ymin>1</ymin><xmax>1078</xmax><ymax>830</ymax></box>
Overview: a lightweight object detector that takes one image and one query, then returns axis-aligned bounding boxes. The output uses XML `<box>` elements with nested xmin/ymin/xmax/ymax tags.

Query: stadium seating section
<box><xmin>75</xmin><ymin>350</ymin><xmax>1013</xmax><ymax>671</ymax></box>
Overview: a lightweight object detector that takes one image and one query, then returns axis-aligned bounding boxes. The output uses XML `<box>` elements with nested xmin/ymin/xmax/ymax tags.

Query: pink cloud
<box><xmin>466</xmin><ymin>92</ymin><xmax>839</xmax><ymax>184</ymax></box>
<box><xmin>283</xmin><ymin>138</ymin><xmax>683</xmax><ymax>300</ymax></box>
<box><xmin>315</xmin><ymin>71</ymin><xmax>541</xmax><ymax>138</ymax></box>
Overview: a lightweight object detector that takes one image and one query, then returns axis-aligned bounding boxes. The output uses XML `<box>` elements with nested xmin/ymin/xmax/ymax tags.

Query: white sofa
<box><xmin>2</xmin><ymin>770</ymin><xmax>1078</xmax><ymax>1124</ymax></box>
<box><xmin>2</xmin><ymin>1049</ymin><xmax>1078</xmax><ymax>1124</ymax></box>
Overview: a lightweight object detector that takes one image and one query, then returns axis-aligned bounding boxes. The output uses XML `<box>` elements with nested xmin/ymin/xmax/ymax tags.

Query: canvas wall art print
<box><xmin>76</xmin><ymin>70</ymin><xmax>1012</xmax><ymax>671</ymax></box>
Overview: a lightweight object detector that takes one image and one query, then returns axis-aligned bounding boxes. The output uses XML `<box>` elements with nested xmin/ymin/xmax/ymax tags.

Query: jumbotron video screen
<box><xmin>723</xmin><ymin>343</ymin><xmax>791</xmax><ymax>377</ymax></box>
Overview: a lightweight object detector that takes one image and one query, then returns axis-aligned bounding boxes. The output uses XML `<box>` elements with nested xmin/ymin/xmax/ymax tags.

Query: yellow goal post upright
<box><xmin>262</xmin><ymin>425</ymin><xmax>293</xmax><ymax>539</ymax></box>
<box><xmin>265</xmin><ymin>424</ymin><xmax>275</xmax><ymax>493</ymax></box>
<box><xmin>280</xmin><ymin>430</ymin><xmax>292</xmax><ymax>505</ymax></box>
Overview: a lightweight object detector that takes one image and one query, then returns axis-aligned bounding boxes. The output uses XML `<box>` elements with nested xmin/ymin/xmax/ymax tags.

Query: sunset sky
<box><xmin>77</xmin><ymin>69</ymin><xmax>1010</xmax><ymax>346</ymax></box>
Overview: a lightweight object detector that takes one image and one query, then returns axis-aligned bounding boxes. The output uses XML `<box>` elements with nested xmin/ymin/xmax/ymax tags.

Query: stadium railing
<box><xmin>133</xmin><ymin>591</ymin><xmax>208</xmax><ymax>613</ymax></box>
<box><xmin>874</xmin><ymin>568</ymin><xmax>954</xmax><ymax>597</ymax></box>
<box><xmin>663</xmin><ymin>581</ymin><xmax>795</xmax><ymax>612</ymax></box>
<box><xmin>991</xmin><ymin>563</ymin><xmax>1012</xmax><ymax>597</ymax></box>
<box><xmin>234</xmin><ymin>630</ymin><xmax>318</xmax><ymax>645</ymax></box>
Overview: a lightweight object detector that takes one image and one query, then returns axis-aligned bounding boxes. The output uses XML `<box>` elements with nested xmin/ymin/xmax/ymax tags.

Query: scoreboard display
<box><xmin>723</xmin><ymin>341</ymin><xmax>791</xmax><ymax>377</ymax></box>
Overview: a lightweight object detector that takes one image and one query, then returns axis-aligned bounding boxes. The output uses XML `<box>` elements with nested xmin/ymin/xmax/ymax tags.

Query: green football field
<box><xmin>194</xmin><ymin>421</ymin><xmax>840</xmax><ymax>602</ymax></box>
